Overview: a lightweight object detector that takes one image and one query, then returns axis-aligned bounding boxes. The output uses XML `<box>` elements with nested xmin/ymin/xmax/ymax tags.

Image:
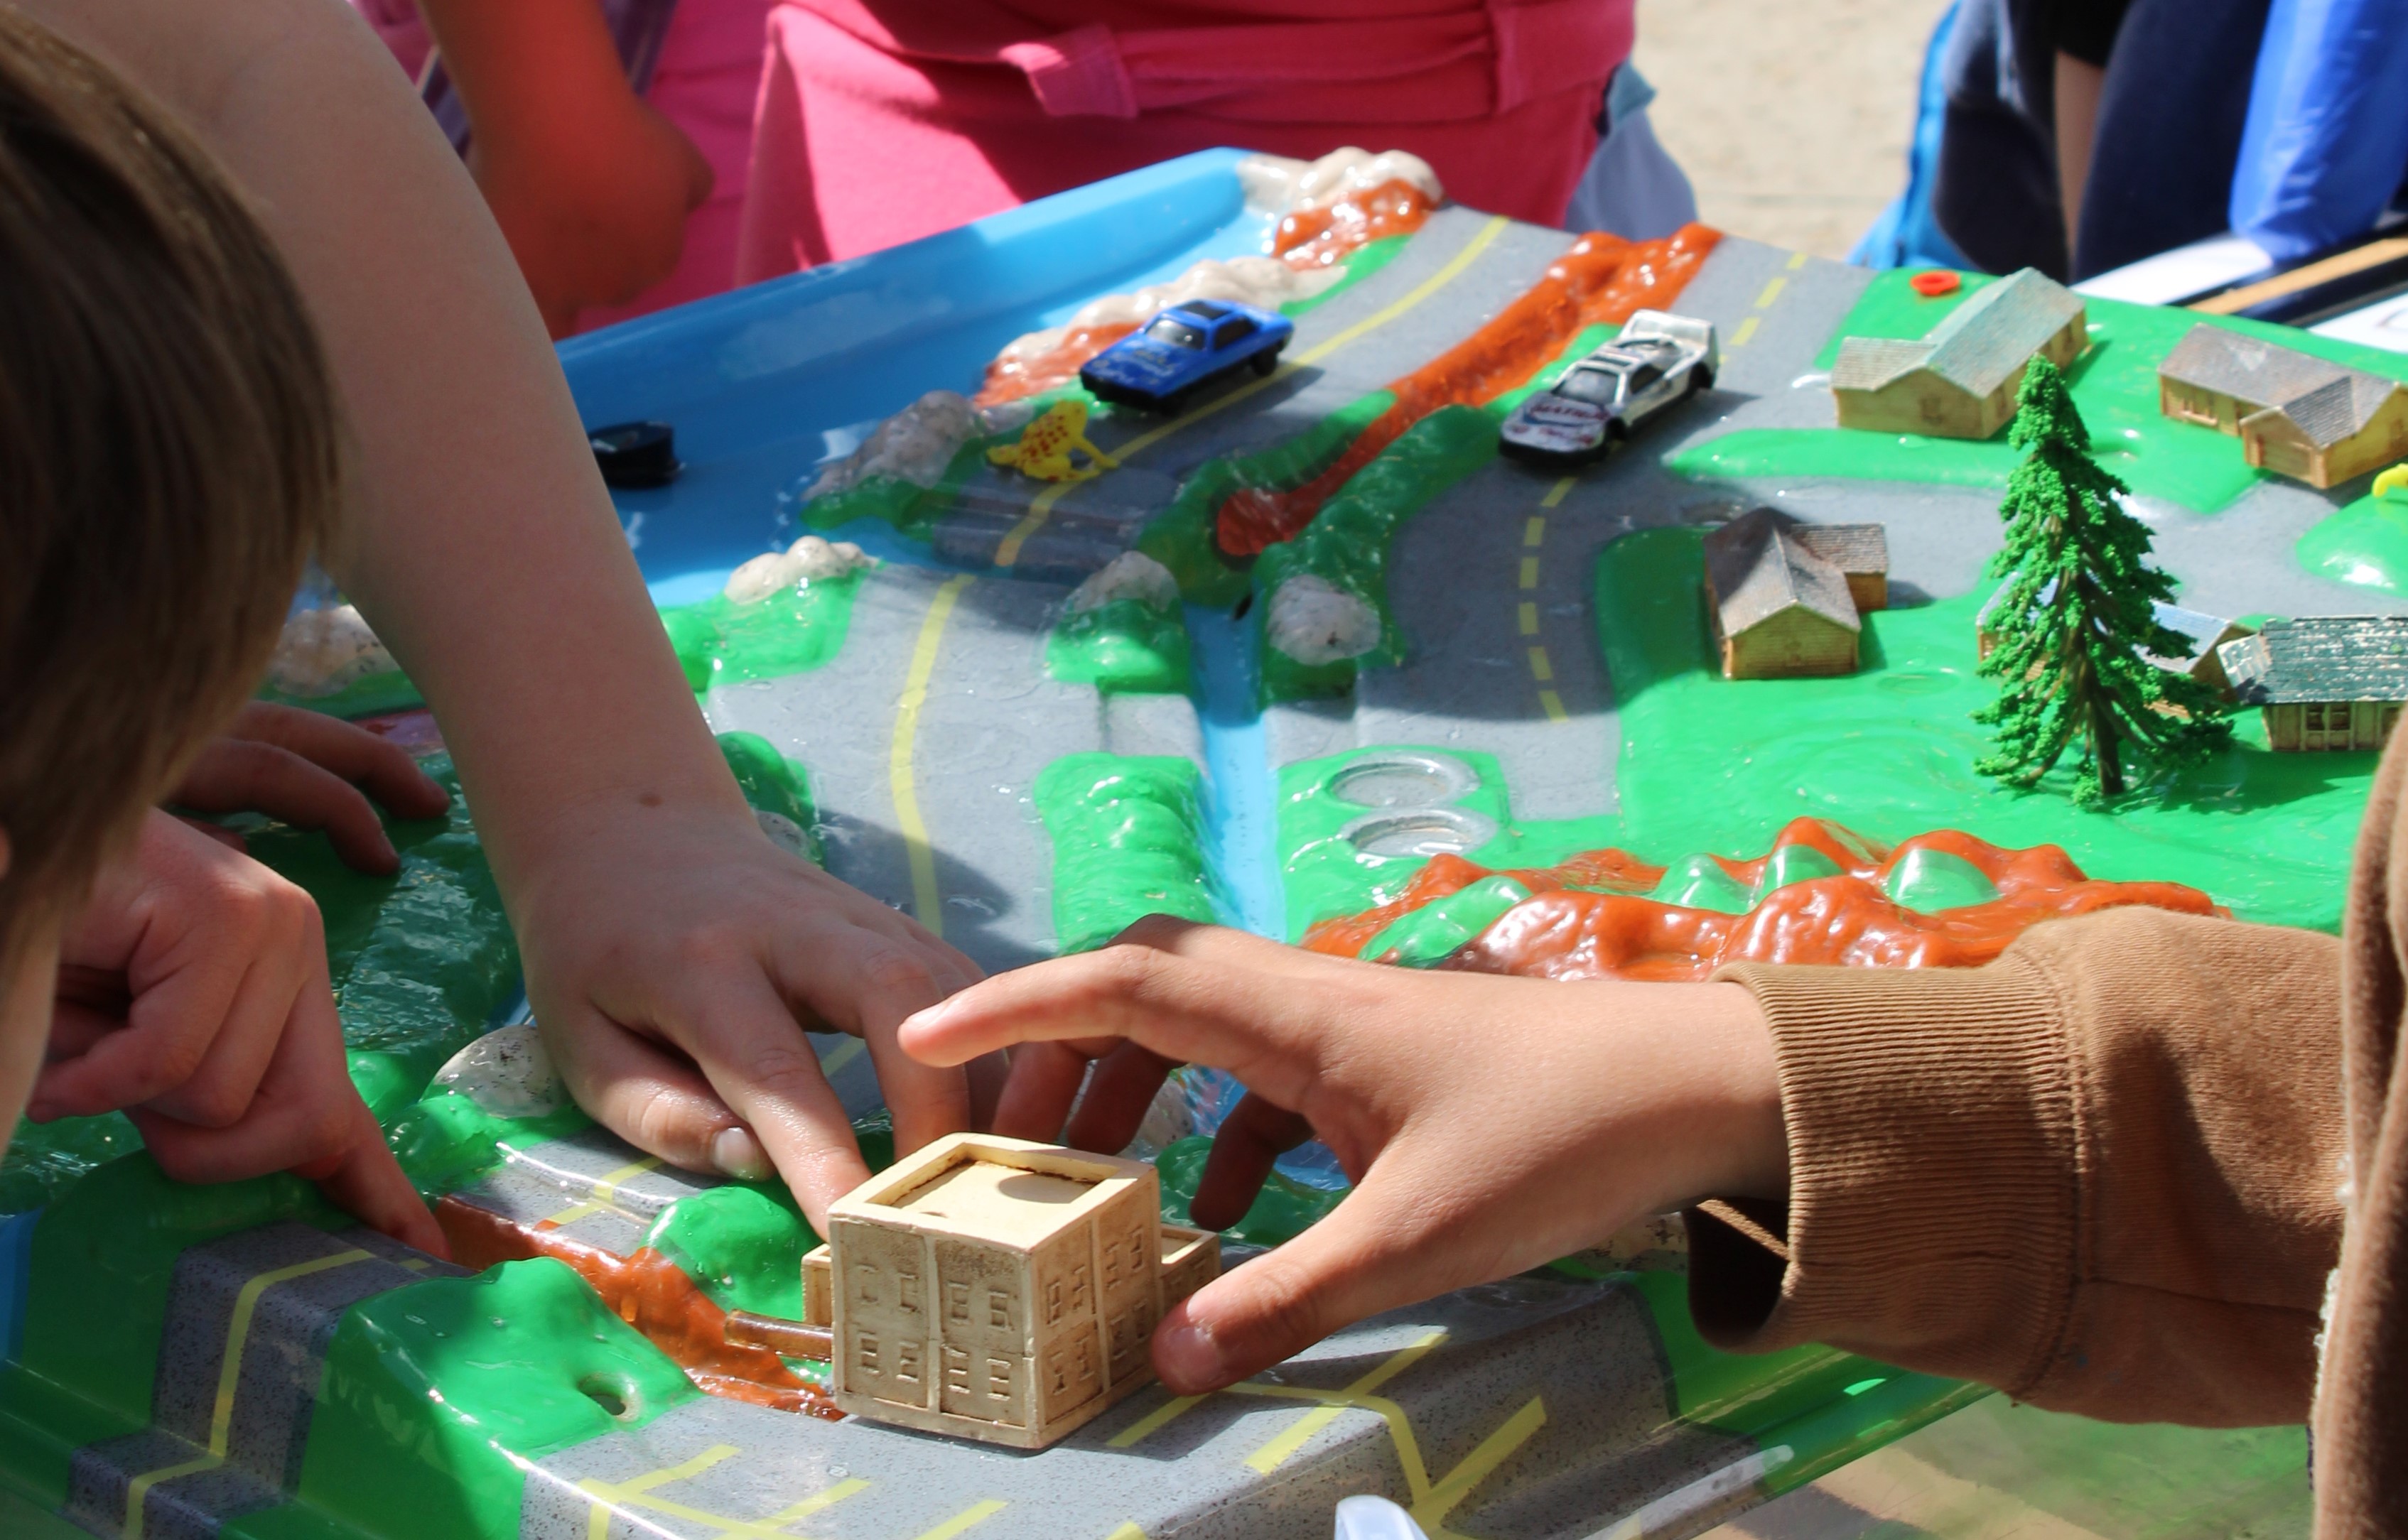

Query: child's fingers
<box><xmin>35</xmin><ymin>904</ymin><xmax>306</xmax><ymax>1124</ymax></box>
<box><xmin>171</xmin><ymin>737</ymin><xmax>403</xmax><ymax>874</ymax></box>
<box><xmin>1062</xmin><ymin>1041</ymin><xmax>1182</xmax><ymax>1155</ymax></box>
<box><xmin>679</xmin><ymin>967</ymin><xmax>880</xmax><ymax>1230</ymax></box>
<box><xmin>540</xmin><ymin>1012</ymin><xmax>765</xmax><ymax>1180</ymax></box>
<box><xmin>1150</xmin><ymin>1161</ymin><xmax>1453</xmax><ymax>1394</ymax></box>
<box><xmin>298</xmin><ymin>1099</ymin><xmax>451</xmax><ymax>1259</ymax></box>
<box><xmin>1190</xmin><ymin>1094</ymin><xmax>1316</xmax><ymax>1231</ymax></box>
<box><xmin>222</xmin><ymin>703</ymin><xmax>450</xmax><ymax>819</ymax></box>
<box><xmin>988</xmin><ymin>1039</ymin><xmax>1095</xmax><ymax>1142</ymax></box>
<box><xmin>764</xmin><ymin>918</ymin><xmax>975</xmax><ymax>1159</ymax></box>
<box><xmin>900</xmin><ymin>936</ymin><xmax>1322</xmax><ymax>1102</ymax></box>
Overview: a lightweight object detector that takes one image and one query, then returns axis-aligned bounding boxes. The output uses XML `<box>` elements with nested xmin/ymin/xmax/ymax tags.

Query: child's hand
<box><xmin>514</xmin><ymin>801</ymin><xmax>986</xmax><ymax>1229</ymax></box>
<box><xmin>171</xmin><ymin>703</ymin><xmax>450</xmax><ymax>875</ymax></box>
<box><xmin>900</xmin><ymin>918</ymin><xmax>1787</xmax><ymax>1393</ymax></box>
<box><xmin>36</xmin><ymin>810</ymin><xmax>445</xmax><ymax>1256</ymax></box>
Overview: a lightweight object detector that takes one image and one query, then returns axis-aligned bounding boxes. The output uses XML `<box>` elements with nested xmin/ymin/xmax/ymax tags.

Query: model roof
<box><xmin>2158</xmin><ymin>323</ymin><xmax>2348</xmax><ymax>411</ymax></box>
<box><xmin>2250</xmin><ymin>371</ymin><xmax>2407</xmax><ymax>450</ymax></box>
<box><xmin>1830</xmin><ymin>269</ymin><xmax>2084</xmax><ymax>397</ymax></box>
<box><xmin>1788</xmin><ymin>521</ymin><xmax>1889</xmax><ymax>577</ymax></box>
<box><xmin>1704</xmin><ymin>510</ymin><xmax>1861</xmax><ymax>636</ymax></box>
<box><xmin>2219</xmin><ymin>617</ymin><xmax>2408</xmax><ymax>705</ymax></box>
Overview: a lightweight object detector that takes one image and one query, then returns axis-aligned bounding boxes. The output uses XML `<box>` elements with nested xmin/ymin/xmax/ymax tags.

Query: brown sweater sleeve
<box><xmin>1695</xmin><ymin>906</ymin><xmax>2346</xmax><ymax>1426</ymax></box>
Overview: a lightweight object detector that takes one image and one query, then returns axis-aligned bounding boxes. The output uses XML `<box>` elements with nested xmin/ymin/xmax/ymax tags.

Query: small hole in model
<box><xmin>1231</xmin><ymin>592</ymin><xmax>1253</xmax><ymax>619</ymax></box>
<box><xmin>579</xmin><ymin>1375</ymin><xmax>633</xmax><ymax>1419</ymax></box>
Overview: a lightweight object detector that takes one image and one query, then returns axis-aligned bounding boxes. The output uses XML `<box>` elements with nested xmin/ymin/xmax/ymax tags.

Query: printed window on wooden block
<box><xmin>947</xmin><ymin>1281</ymin><xmax>972</xmax><ymax>1323</ymax></box>
<box><xmin>988</xmin><ymin>1288</ymin><xmax>1011</xmax><ymax>1331</ymax></box>
<box><xmin>860</xmin><ymin>1333</ymin><xmax>881</xmax><ymax>1372</ymax></box>
<box><xmin>896</xmin><ymin>1340</ymin><xmax>922</xmax><ymax>1385</ymax></box>
<box><xmin>988</xmin><ymin>1358</ymin><xmax>1013</xmax><ymax>1399</ymax></box>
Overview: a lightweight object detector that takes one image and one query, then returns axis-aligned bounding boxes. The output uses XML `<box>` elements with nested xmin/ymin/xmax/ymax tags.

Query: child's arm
<box><xmin>901</xmin><ymin>917</ymin><xmax>1788</xmax><ymax>1391</ymax></box>
<box><xmin>24</xmin><ymin>0</ymin><xmax>981</xmax><ymax>1227</ymax></box>
<box><xmin>905</xmin><ymin>909</ymin><xmax>2345</xmax><ymax>1425</ymax></box>
<box><xmin>41</xmin><ymin>811</ymin><xmax>446</xmax><ymax>1255</ymax></box>
<box><xmin>414</xmin><ymin>0</ymin><xmax>713</xmax><ymax>335</ymax></box>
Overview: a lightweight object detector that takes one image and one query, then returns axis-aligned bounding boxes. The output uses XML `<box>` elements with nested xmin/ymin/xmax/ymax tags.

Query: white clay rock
<box><xmin>1068</xmin><ymin>551</ymin><xmax>1181</xmax><ymax>617</ymax></box>
<box><xmin>806</xmin><ymin>389</ymin><xmax>982</xmax><ymax>501</ymax></box>
<box><xmin>431</xmin><ymin>1023</ymin><xmax>563</xmax><ymax>1118</ymax></box>
<box><xmin>267</xmin><ymin>603</ymin><xmax>396</xmax><ymax>697</ymax></box>
<box><xmin>723</xmin><ymin>536</ymin><xmax>873</xmax><ymax>604</ymax></box>
<box><xmin>1268</xmin><ymin>575</ymin><xmax>1381</xmax><ymax>665</ymax></box>
<box><xmin>1290</xmin><ymin>146</ymin><xmax>1443</xmax><ymax>211</ymax></box>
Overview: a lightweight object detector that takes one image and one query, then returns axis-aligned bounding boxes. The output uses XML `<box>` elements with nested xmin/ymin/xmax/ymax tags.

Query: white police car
<box><xmin>1498</xmin><ymin>310</ymin><xmax>1719</xmax><ymax>465</ymax></box>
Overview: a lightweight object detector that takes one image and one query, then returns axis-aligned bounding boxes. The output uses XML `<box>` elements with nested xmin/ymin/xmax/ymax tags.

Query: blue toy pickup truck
<box><xmin>1079</xmin><ymin>298</ymin><xmax>1294</xmax><ymax>413</ymax></box>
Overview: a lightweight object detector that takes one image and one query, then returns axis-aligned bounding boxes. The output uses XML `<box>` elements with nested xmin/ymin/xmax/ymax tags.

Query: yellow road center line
<box><xmin>765</xmin><ymin>1477</ymin><xmax>873</xmax><ymax>1525</ymax></box>
<box><xmin>212</xmin><ymin>1250</ymin><xmax>372</xmax><ymax>1453</ymax></box>
<box><xmin>1292</xmin><ymin>216</ymin><xmax>1508</xmax><ymax>368</ymax></box>
<box><xmin>123</xmin><ymin>1456</ymin><xmax>220</xmax><ymax>1540</ymax></box>
<box><xmin>1243</xmin><ymin>1330</ymin><xmax>1447</xmax><ymax>1476</ymax></box>
<box><xmin>1527</xmin><ymin>648</ymin><xmax>1554</xmax><ymax>683</ymax></box>
<box><xmin>1540</xmin><ymin>477</ymin><xmax>1575</xmax><ymax>509</ymax></box>
<box><xmin>818</xmin><ymin>1036</ymin><xmax>867</xmax><ymax>1079</ymax></box>
<box><xmin>1522</xmin><ymin>516</ymin><xmax>1546</xmax><ymax>546</ymax></box>
<box><xmin>129</xmin><ymin>1247</ymin><xmax>377</xmax><ymax>1539</ymax></box>
<box><xmin>1729</xmin><ymin>316</ymin><xmax>1761</xmax><ymax>349</ymax></box>
<box><xmin>1538</xmin><ymin>689</ymin><xmax>1568</xmax><ymax>722</ymax></box>
<box><xmin>543</xmin><ymin>1154</ymin><xmax>666</xmax><ymax>1227</ymax></box>
<box><xmin>994</xmin><ymin>215</ymin><xmax>1509</xmax><ymax>566</ymax></box>
<box><xmin>891</xmin><ymin>575</ymin><xmax>975</xmax><ymax>933</ymax></box>
<box><xmin>1413</xmin><ymin>1396</ymin><xmax>1548</xmax><ymax>1540</ymax></box>
<box><xmin>1753</xmin><ymin>276</ymin><xmax>1787</xmax><ymax>309</ymax></box>
<box><xmin>1518</xmin><ymin>557</ymin><xmax>1540</xmax><ymax>590</ymax></box>
<box><xmin>582</xmin><ymin>1445</ymin><xmax>741</xmax><ymax>1540</ymax></box>
<box><xmin>1108</xmin><ymin>1393</ymin><xmax>1205</xmax><ymax>1448</ymax></box>
<box><xmin>1786</xmin><ymin>249</ymin><xmax>1810</xmax><ymax>270</ymax></box>
<box><xmin>1518</xmin><ymin>602</ymin><xmax>1539</xmax><ymax>636</ymax></box>
<box><xmin>914</xmin><ymin>1500</ymin><xmax>1009</xmax><ymax>1540</ymax></box>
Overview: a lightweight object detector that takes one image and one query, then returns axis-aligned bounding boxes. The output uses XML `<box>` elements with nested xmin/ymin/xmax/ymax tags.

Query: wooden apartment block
<box><xmin>801</xmin><ymin>1133</ymin><xmax>1219</xmax><ymax>1448</ymax></box>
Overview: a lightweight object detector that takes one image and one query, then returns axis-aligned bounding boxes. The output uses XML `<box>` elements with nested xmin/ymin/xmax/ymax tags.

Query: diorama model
<box><xmin>1497</xmin><ymin>309</ymin><xmax>1717</xmax><ymax>464</ymax></box>
<box><xmin>21</xmin><ymin>140</ymin><xmax>2408</xmax><ymax>1540</ymax></box>
<box><xmin>2220</xmin><ymin>616</ymin><xmax>2408</xmax><ymax>751</ymax></box>
<box><xmin>1702</xmin><ymin>507</ymin><xmax>1887</xmax><ymax>679</ymax></box>
<box><xmin>1079</xmin><ymin>298</ymin><xmax>1293</xmax><ymax>412</ymax></box>
<box><xmin>1830</xmin><ymin>266</ymin><xmax>2085</xmax><ymax>438</ymax></box>
<box><xmin>2158</xmin><ymin>321</ymin><xmax>2408</xmax><ymax>488</ymax></box>
<box><xmin>801</xmin><ymin>1134</ymin><xmax>1218</xmax><ymax>1449</ymax></box>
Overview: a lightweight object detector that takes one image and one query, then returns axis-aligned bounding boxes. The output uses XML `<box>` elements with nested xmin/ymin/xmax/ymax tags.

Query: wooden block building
<box><xmin>1702</xmin><ymin>508</ymin><xmax>1889</xmax><ymax>680</ymax></box>
<box><xmin>1830</xmin><ymin>269</ymin><xmax>2086</xmax><ymax>440</ymax></box>
<box><xmin>2158</xmin><ymin>322</ymin><xmax>2408</xmax><ymax>489</ymax></box>
<box><xmin>802</xmin><ymin>1133</ymin><xmax>1219</xmax><ymax>1448</ymax></box>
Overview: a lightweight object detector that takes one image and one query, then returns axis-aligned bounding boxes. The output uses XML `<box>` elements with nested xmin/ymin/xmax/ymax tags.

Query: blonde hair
<box><xmin>0</xmin><ymin>9</ymin><xmax>341</xmax><ymax>948</ymax></box>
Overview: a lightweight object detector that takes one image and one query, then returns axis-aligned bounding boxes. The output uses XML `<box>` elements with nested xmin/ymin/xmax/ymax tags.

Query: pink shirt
<box><xmin>738</xmin><ymin>0</ymin><xmax>1636</xmax><ymax>283</ymax></box>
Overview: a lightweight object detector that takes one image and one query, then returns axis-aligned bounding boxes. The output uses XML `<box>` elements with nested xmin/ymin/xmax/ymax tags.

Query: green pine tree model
<box><xmin>1975</xmin><ymin>357</ymin><xmax>2229</xmax><ymax>807</ymax></box>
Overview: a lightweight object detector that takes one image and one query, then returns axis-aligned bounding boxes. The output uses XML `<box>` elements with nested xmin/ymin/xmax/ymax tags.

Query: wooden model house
<box><xmin>801</xmin><ymin>1133</ymin><xmax>1218</xmax><ymax>1448</ymax></box>
<box><xmin>1702</xmin><ymin>509</ymin><xmax>1887</xmax><ymax>679</ymax></box>
<box><xmin>2217</xmin><ymin>617</ymin><xmax>2408</xmax><ymax>752</ymax></box>
<box><xmin>1830</xmin><ymin>269</ymin><xmax>2087</xmax><ymax>440</ymax></box>
<box><xmin>2158</xmin><ymin>322</ymin><xmax>2408</xmax><ymax>489</ymax></box>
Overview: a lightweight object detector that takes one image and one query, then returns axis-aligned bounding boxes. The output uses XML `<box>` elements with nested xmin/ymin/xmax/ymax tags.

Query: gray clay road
<box><xmin>932</xmin><ymin>205</ymin><xmax>1582</xmax><ymax>582</ymax></box>
<box><xmin>701</xmin><ymin>561</ymin><xmax>1214</xmax><ymax>973</ymax></box>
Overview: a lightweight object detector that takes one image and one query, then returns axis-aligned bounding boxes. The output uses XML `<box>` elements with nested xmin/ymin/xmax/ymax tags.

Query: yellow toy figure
<box><xmin>988</xmin><ymin>399</ymin><xmax>1120</xmax><ymax>482</ymax></box>
<box><xmin>2376</xmin><ymin>462</ymin><xmax>2408</xmax><ymax>501</ymax></box>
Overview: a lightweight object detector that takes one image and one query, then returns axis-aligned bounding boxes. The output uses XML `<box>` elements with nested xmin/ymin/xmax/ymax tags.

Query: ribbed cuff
<box><xmin>1694</xmin><ymin>956</ymin><xmax>2079</xmax><ymax>1396</ymax></box>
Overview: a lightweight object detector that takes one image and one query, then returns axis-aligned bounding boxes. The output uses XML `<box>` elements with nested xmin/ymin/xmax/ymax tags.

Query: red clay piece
<box><xmin>1216</xmin><ymin>223</ymin><xmax>1722</xmax><ymax>555</ymax></box>
<box><xmin>1909</xmin><ymin>269</ymin><xmax>1962</xmax><ymax>298</ymax></box>
<box><xmin>1302</xmin><ymin>817</ymin><xmax>2220</xmax><ymax>981</ymax></box>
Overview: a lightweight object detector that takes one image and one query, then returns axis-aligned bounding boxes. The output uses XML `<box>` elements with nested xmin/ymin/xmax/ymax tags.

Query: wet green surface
<box><xmin>1669</xmin><ymin>270</ymin><xmax>2408</xmax><ymax>512</ymax></box>
<box><xmin>1033</xmin><ymin>753</ymin><xmax>1221</xmax><ymax>953</ymax></box>
<box><xmin>1359</xmin><ymin>875</ymin><xmax>1530</xmax><ymax>964</ymax></box>
<box><xmin>2297</xmin><ymin>489</ymin><xmax>2408</xmax><ymax>596</ymax></box>
<box><xmin>643</xmin><ymin>1184</ymin><xmax>809</xmax><ymax>1319</ymax></box>
<box><xmin>717</xmin><ymin>730</ymin><xmax>824</xmax><ymax>863</ymax></box>
<box><xmin>659</xmin><ymin>570</ymin><xmax>865</xmax><ymax>693</ymax></box>
<box><xmin>1046</xmin><ymin>597</ymin><xmax>1193</xmax><ymax>695</ymax></box>
<box><xmin>1597</xmin><ymin>526</ymin><xmax>2371</xmax><ymax>933</ymax></box>
<box><xmin>301</xmin><ymin>1258</ymin><xmax>700</xmax><ymax>1540</ymax></box>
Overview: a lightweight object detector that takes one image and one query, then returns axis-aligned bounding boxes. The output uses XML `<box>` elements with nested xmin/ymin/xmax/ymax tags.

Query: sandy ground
<box><xmin>1633</xmin><ymin>0</ymin><xmax>1953</xmax><ymax>259</ymax></box>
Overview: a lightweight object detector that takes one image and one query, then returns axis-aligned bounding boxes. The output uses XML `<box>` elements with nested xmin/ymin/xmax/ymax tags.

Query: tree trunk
<box><xmin>2093</xmin><ymin>697</ymin><xmax>2124</xmax><ymax>796</ymax></box>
